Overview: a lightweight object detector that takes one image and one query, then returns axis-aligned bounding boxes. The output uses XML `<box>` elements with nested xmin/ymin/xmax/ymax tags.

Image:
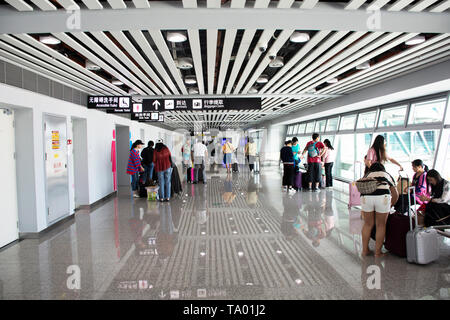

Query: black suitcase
<box><xmin>197</xmin><ymin>165</ymin><xmax>204</xmax><ymax>182</ymax></box>
<box><xmin>187</xmin><ymin>167</ymin><xmax>193</xmax><ymax>183</ymax></box>
<box><xmin>232</xmin><ymin>163</ymin><xmax>239</xmax><ymax>172</ymax></box>
<box><xmin>301</xmin><ymin>171</ymin><xmax>309</xmax><ymax>189</ymax></box>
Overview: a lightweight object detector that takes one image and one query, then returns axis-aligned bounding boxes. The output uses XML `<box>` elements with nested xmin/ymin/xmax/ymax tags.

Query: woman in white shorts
<box><xmin>361</xmin><ymin>162</ymin><xmax>398</xmax><ymax>258</ymax></box>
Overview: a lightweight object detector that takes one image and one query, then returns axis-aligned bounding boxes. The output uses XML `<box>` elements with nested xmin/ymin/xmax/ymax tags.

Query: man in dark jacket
<box><xmin>280</xmin><ymin>140</ymin><xmax>295</xmax><ymax>192</ymax></box>
<box><xmin>141</xmin><ymin>141</ymin><xmax>154</xmax><ymax>185</ymax></box>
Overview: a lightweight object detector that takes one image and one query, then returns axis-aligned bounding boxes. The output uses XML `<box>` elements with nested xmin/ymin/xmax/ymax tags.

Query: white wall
<box><xmin>0</xmin><ymin>83</ymin><xmax>181</xmax><ymax>233</ymax></box>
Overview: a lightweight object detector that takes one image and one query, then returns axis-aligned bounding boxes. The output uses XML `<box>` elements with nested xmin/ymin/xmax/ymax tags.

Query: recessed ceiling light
<box><xmin>167</xmin><ymin>31</ymin><xmax>187</xmax><ymax>43</ymax></box>
<box><xmin>112</xmin><ymin>79</ymin><xmax>123</xmax><ymax>85</ymax></box>
<box><xmin>256</xmin><ymin>74</ymin><xmax>269</xmax><ymax>84</ymax></box>
<box><xmin>184</xmin><ymin>75</ymin><xmax>197</xmax><ymax>85</ymax></box>
<box><xmin>326</xmin><ymin>77</ymin><xmax>338</xmax><ymax>84</ymax></box>
<box><xmin>356</xmin><ymin>61</ymin><xmax>371</xmax><ymax>70</ymax></box>
<box><xmin>248</xmin><ymin>86</ymin><xmax>258</xmax><ymax>94</ymax></box>
<box><xmin>39</xmin><ymin>35</ymin><xmax>60</xmax><ymax>45</ymax></box>
<box><xmin>269</xmin><ymin>56</ymin><xmax>284</xmax><ymax>68</ymax></box>
<box><xmin>176</xmin><ymin>57</ymin><xmax>194</xmax><ymax>70</ymax></box>
<box><xmin>405</xmin><ymin>35</ymin><xmax>426</xmax><ymax>46</ymax></box>
<box><xmin>290</xmin><ymin>32</ymin><xmax>310</xmax><ymax>43</ymax></box>
<box><xmin>188</xmin><ymin>87</ymin><xmax>199</xmax><ymax>94</ymax></box>
<box><xmin>85</xmin><ymin>60</ymin><xmax>101</xmax><ymax>71</ymax></box>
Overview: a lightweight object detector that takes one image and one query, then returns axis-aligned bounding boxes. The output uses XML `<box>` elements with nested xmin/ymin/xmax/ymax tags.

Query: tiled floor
<box><xmin>1</xmin><ymin>165</ymin><xmax>449</xmax><ymax>300</ymax></box>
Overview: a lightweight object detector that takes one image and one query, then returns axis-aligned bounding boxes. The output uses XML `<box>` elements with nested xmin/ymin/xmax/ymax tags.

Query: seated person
<box><xmin>411</xmin><ymin>159</ymin><xmax>430</xmax><ymax>205</ymax></box>
<box><xmin>417</xmin><ymin>169</ymin><xmax>450</xmax><ymax>227</ymax></box>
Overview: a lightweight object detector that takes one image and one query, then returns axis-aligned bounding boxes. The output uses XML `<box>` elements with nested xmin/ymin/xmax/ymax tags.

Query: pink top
<box><xmin>366</xmin><ymin>147</ymin><xmax>378</xmax><ymax>163</ymax></box>
<box><xmin>322</xmin><ymin>148</ymin><xmax>335</xmax><ymax>163</ymax></box>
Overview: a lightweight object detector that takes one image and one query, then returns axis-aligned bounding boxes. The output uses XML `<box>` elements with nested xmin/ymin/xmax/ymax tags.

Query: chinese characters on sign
<box><xmin>88</xmin><ymin>96</ymin><xmax>131</xmax><ymax>112</ymax></box>
<box><xmin>52</xmin><ymin>131</ymin><xmax>60</xmax><ymax>150</ymax></box>
<box><xmin>143</xmin><ymin>98</ymin><xmax>261</xmax><ymax>111</ymax></box>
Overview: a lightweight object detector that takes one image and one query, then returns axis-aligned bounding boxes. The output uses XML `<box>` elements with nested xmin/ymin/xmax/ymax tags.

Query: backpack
<box><xmin>307</xmin><ymin>142</ymin><xmax>319</xmax><ymax>158</ymax></box>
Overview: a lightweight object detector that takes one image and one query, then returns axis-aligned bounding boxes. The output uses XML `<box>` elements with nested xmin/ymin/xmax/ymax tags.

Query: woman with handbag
<box><xmin>360</xmin><ymin>163</ymin><xmax>398</xmax><ymax>257</ymax></box>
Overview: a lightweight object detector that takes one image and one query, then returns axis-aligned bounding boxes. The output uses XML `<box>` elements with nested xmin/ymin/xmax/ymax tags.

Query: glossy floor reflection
<box><xmin>1</xmin><ymin>165</ymin><xmax>449</xmax><ymax>300</ymax></box>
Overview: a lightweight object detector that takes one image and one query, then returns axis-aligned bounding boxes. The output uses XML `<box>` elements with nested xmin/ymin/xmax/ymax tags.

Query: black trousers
<box><xmin>324</xmin><ymin>162</ymin><xmax>333</xmax><ymax>187</ymax></box>
<box><xmin>283</xmin><ymin>164</ymin><xmax>295</xmax><ymax>187</ymax></box>
<box><xmin>425</xmin><ymin>202</ymin><xmax>450</xmax><ymax>227</ymax></box>
<box><xmin>308</xmin><ymin>162</ymin><xmax>321</xmax><ymax>185</ymax></box>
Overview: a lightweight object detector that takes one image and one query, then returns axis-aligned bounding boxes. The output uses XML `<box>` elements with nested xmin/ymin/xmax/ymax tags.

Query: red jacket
<box><xmin>153</xmin><ymin>146</ymin><xmax>172</xmax><ymax>172</ymax></box>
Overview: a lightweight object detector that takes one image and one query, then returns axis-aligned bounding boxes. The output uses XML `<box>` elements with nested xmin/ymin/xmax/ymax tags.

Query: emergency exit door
<box><xmin>44</xmin><ymin>114</ymin><xmax>69</xmax><ymax>223</ymax></box>
<box><xmin>0</xmin><ymin>109</ymin><xmax>19</xmax><ymax>248</ymax></box>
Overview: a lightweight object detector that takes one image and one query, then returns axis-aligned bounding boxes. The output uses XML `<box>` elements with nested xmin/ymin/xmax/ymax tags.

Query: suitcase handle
<box><xmin>407</xmin><ymin>186</ymin><xmax>417</xmax><ymax>231</ymax></box>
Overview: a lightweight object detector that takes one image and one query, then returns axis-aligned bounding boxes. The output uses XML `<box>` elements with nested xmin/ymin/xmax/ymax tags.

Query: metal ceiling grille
<box><xmin>0</xmin><ymin>0</ymin><xmax>448</xmax><ymax>130</ymax></box>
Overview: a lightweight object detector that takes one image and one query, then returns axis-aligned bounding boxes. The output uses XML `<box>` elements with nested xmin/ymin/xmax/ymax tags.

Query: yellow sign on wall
<box><xmin>52</xmin><ymin>130</ymin><xmax>60</xmax><ymax>150</ymax></box>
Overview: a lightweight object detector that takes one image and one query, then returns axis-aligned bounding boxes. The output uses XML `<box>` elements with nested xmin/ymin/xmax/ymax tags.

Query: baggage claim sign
<box><xmin>88</xmin><ymin>96</ymin><xmax>261</xmax><ymax>123</ymax></box>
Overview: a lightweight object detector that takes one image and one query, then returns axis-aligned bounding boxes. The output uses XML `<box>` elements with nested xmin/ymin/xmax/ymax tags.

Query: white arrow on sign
<box><xmin>158</xmin><ymin>290</ymin><xmax>166</xmax><ymax>298</ymax></box>
<box><xmin>153</xmin><ymin>100</ymin><xmax>160</xmax><ymax>110</ymax></box>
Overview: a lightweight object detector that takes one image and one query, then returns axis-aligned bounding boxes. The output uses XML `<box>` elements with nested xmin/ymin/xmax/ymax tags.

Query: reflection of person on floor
<box><xmin>281</xmin><ymin>194</ymin><xmax>300</xmax><ymax>240</ymax></box>
<box><xmin>222</xmin><ymin>175</ymin><xmax>236</xmax><ymax>204</ymax></box>
<box><xmin>129</xmin><ymin>208</ymin><xmax>147</xmax><ymax>251</ymax></box>
<box><xmin>246</xmin><ymin>177</ymin><xmax>258</xmax><ymax>207</ymax></box>
<box><xmin>303</xmin><ymin>192</ymin><xmax>326</xmax><ymax>247</ymax></box>
<box><xmin>156</xmin><ymin>203</ymin><xmax>178</xmax><ymax>260</ymax></box>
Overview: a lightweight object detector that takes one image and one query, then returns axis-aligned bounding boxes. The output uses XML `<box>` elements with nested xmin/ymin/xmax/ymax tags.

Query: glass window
<box><xmin>357</xmin><ymin>111</ymin><xmax>377</xmax><ymax>129</ymax></box>
<box><xmin>326</xmin><ymin>117</ymin><xmax>339</xmax><ymax>132</ymax></box>
<box><xmin>442</xmin><ymin>131</ymin><xmax>450</xmax><ymax>180</ymax></box>
<box><xmin>409</xmin><ymin>98</ymin><xmax>446</xmax><ymax>125</ymax></box>
<box><xmin>339</xmin><ymin>114</ymin><xmax>357</xmax><ymax>131</ymax></box>
<box><xmin>293</xmin><ymin>124</ymin><xmax>299</xmax><ymax>135</ymax></box>
<box><xmin>334</xmin><ymin>133</ymin><xmax>372</xmax><ymax>181</ymax></box>
<box><xmin>379</xmin><ymin>105</ymin><xmax>407</xmax><ymax>127</ymax></box>
<box><xmin>287</xmin><ymin>125</ymin><xmax>294</xmax><ymax>135</ymax></box>
<box><xmin>316</xmin><ymin>120</ymin><xmax>326</xmax><ymax>132</ymax></box>
<box><xmin>297</xmin><ymin>123</ymin><xmax>306</xmax><ymax>134</ymax></box>
<box><xmin>305</xmin><ymin>121</ymin><xmax>315</xmax><ymax>133</ymax></box>
<box><xmin>321</xmin><ymin>135</ymin><xmax>335</xmax><ymax>145</ymax></box>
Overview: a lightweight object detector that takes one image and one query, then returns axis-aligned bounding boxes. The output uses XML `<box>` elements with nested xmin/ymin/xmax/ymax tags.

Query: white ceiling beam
<box><xmin>128</xmin><ymin>30</ymin><xmax>180</xmax><ymax>95</ymax></box>
<box><xmin>216</xmin><ymin>29</ymin><xmax>237</xmax><ymax>94</ymax></box>
<box><xmin>2</xmin><ymin>3</ymin><xmax>449</xmax><ymax>34</ymax></box>
<box><xmin>207</xmin><ymin>29</ymin><xmax>218</xmax><ymax>94</ymax></box>
<box><xmin>147</xmin><ymin>30</ymin><xmax>188</xmax><ymax>95</ymax></box>
<box><xmin>132</xmin><ymin>0</ymin><xmax>150</xmax><ymax>9</ymax></box>
<box><xmin>233</xmin><ymin>29</ymin><xmax>275</xmax><ymax>94</ymax></box>
<box><xmin>109</xmin><ymin>31</ymin><xmax>171</xmax><ymax>95</ymax></box>
<box><xmin>187</xmin><ymin>29</ymin><xmax>205</xmax><ymax>95</ymax></box>
<box><xmin>80</xmin><ymin>0</ymin><xmax>103</xmax><ymax>10</ymax></box>
<box><xmin>345</xmin><ymin>0</ymin><xmax>367</xmax><ymax>10</ymax></box>
<box><xmin>207</xmin><ymin>0</ymin><xmax>221</xmax><ymax>8</ymax></box>
<box><xmin>254</xmin><ymin>0</ymin><xmax>270</xmax><ymax>8</ymax></box>
<box><xmin>299</xmin><ymin>0</ymin><xmax>319</xmax><ymax>9</ymax></box>
<box><xmin>367</xmin><ymin>0</ymin><xmax>391</xmax><ymax>10</ymax></box>
<box><xmin>277</xmin><ymin>0</ymin><xmax>295</xmax><ymax>8</ymax></box>
<box><xmin>107</xmin><ymin>0</ymin><xmax>127</xmax><ymax>9</ymax></box>
<box><xmin>408</xmin><ymin>0</ymin><xmax>440</xmax><ymax>12</ymax></box>
<box><xmin>5</xmin><ymin>0</ymin><xmax>33</xmax><ymax>11</ymax></box>
<box><xmin>182</xmin><ymin>0</ymin><xmax>197</xmax><ymax>8</ymax></box>
<box><xmin>0</xmin><ymin>45</ymin><xmax>103</xmax><ymax>95</ymax></box>
<box><xmin>29</xmin><ymin>0</ymin><xmax>56</xmax><ymax>10</ymax></box>
<box><xmin>88</xmin><ymin>31</ymin><xmax>158</xmax><ymax>94</ymax></box>
<box><xmin>388</xmin><ymin>0</ymin><xmax>415</xmax><ymax>11</ymax></box>
<box><xmin>53</xmin><ymin>32</ymin><xmax>147</xmax><ymax>95</ymax></box>
<box><xmin>9</xmin><ymin>34</ymin><xmax>126</xmax><ymax>95</ymax></box>
<box><xmin>429</xmin><ymin>0</ymin><xmax>450</xmax><ymax>12</ymax></box>
<box><xmin>231</xmin><ymin>0</ymin><xmax>246</xmax><ymax>7</ymax></box>
<box><xmin>57</xmin><ymin>0</ymin><xmax>80</xmax><ymax>10</ymax></box>
<box><xmin>241</xmin><ymin>30</ymin><xmax>294</xmax><ymax>94</ymax></box>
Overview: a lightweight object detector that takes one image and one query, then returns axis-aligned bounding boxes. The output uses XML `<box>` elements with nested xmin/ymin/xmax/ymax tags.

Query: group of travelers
<box><xmin>127</xmin><ymin>139</ymin><xmax>173</xmax><ymax>202</ymax></box>
<box><xmin>359</xmin><ymin>134</ymin><xmax>450</xmax><ymax>257</ymax></box>
<box><xmin>280</xmin><ymin>133</ymin><xmax>335</xmax><ymax>193</ymax></box>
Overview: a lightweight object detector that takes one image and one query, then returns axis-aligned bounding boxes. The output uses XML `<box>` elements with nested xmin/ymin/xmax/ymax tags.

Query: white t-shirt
<box><xmin>193</xmin><ymin>142</ymin><xmax>208</xmax><ymax>158</ymax></box>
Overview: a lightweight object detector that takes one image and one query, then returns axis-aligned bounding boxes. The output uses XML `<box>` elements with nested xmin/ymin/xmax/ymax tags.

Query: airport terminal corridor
<box><xmin>1</xmin><ymin>165</ymin><xmax>449</xmax><ymax>300</ymax></box>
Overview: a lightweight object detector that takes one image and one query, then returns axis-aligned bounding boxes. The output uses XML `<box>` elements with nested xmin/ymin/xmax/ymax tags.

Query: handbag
<box><xmin>355</xmin><ymin>177</ymin><xmax>379</xmax><ymax>195</ymax></box>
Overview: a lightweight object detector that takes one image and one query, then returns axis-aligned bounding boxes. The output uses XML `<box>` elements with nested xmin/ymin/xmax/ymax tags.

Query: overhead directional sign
<box><xmin>88</xmin><ymin>96</ymin><xmax>131</xmax><ymax>111</ymax></box>
<box><xmin>142</xmin><ymin>97</ymin><xmax>261</xmax><ymax>111</ymax></box>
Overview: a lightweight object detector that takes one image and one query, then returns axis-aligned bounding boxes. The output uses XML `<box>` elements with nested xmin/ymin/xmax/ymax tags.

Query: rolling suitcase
<box><xmin>187</xmin><ymin>167</ymin><xmax>194</xmax><ymax>183</ymax></box>
<box><xmin>301</xmin><ymin>170</ymin><xmax>309</xmax><ymax>189</ymax></box>
<box><xmin>406</xmin><ymin>186</ymin><xmax>439</xmax><ymax>265</ymax></box>
<box><xmin>348</xmin><ymin>161</ymin><xmax>364</xmax><ymax>208</ymax></box>
<box><xmin>254</xmin><ymin>155</ymin><xmax>260</xmax><ymax>173</ymax></box>
<box><xmin>294</xmin><ymin>171</ymin><xmax>302</xmax><ymax>190</ymax></box>
<box><xmin>232</xmin><ymin>162</ymin><xmax>239</xmax><ymax>172</ymax></box>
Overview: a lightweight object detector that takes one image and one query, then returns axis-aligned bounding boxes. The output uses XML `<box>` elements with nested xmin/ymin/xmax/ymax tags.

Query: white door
<box><xmin>44</xmin><ymin>114</ymin><xmax>70</xmax><ymax>223</ymax></box>
<box><xmin>0</xmin><ymin>109</ymin><xmax>19</xmax><ymax>248</ymax></box>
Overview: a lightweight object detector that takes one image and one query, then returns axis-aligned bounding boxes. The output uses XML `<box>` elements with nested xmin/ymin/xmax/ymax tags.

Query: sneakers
<box><xmin>133</xmin><ymin>193</ymin><xmax>140</xmax><ymax>198</ymax></box>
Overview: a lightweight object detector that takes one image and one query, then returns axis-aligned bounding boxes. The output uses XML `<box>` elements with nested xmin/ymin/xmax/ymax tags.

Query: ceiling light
<box><xmin>176</xmin><ymin>57</ymin><xmax>194</xmax><ymax>70</ymax></box>
<box><xmin>405</xmin><ymin>35</ymin><xmax>426</xmax><ymax>46</ymax></box>
<box><xmin>289</xmin><ymin>32</ymin><xmax>310</xmax><ymax>43</ymax></box>
<box><xmin>248</xmin><ymin>86</ymin><xmax>258</xmax><ymax>94</ymax></box>
<box><xmin>85</xmin><ymin>60</ymin><xmax>101</xmax><ymax>71</ymax></box>
<box><xmin>167</xmin><ymin>31</ymin><xmax>187</xmax><ymax>43</ymax></box>
<box><xmin>326</xmin><ymin>77</ymin><xmax>338</xmax><ymax>84</ymax></box>
<box><xmin>112</xmin><ymin>80</ymin><xmax>123</xmax><ymax>85</ymax></box>
<box><xmin>39</xmin><ymin>35</ymin><xmax>60</xmax><ymax>45</ymax></box>
<box><xmin>188</xmin><ymin>87</ymin><xmax>199</xmax><ymax>94</ymax></box>
<box><xmin>256</xmin><ymin>74</ymin><xmax>269</xmax><ymax>84</ymax></box>
<box><xmin>184</xmin><ymin>75</ymin><xmax>197</xmax><ymax>85</ymax></box>
<box><xmin>356</xmin><ymin>61</ymin><xmax>371</xmax><ymax>70</ymax></box>
<box><xmin>269</xmin><ymin>56</ymin><xmax>284</xmax><ymax>68</ymax></box>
